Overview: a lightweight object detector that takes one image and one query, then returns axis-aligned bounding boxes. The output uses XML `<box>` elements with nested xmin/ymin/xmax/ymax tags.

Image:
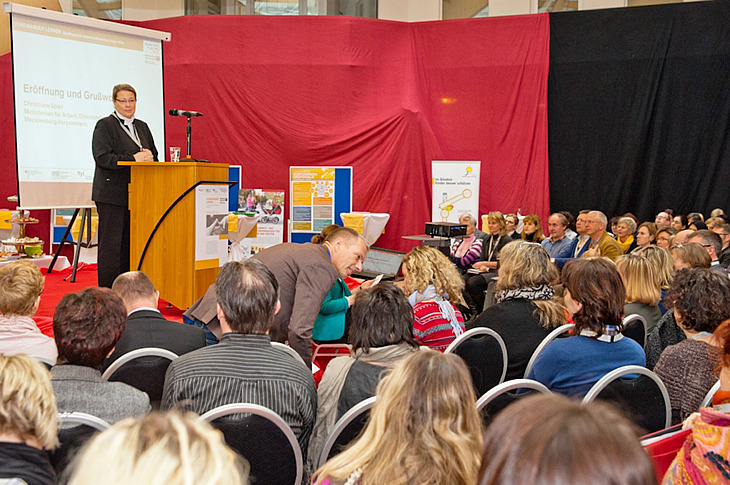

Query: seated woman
<box><xmin>468</xmin><ymin>240</ymin><xmax>566</xmax><ymax>380</ymax></box>
<box><xmin>465</xmin><ymin>211</ymin><xmax>512</xmax><ymax>312</ymax></box>
<box><xmin>67</xmin><ymin>412</ymin><xmax>247</xmax><ymax>485</ymax></box>
<box><xmin>307</xmin><ymin>283</ymin><xmax>419</xmax><ymax>473</ymax></box>
<box><xmin>51</xmin><ymin>287</ymin><xmax>151</xmax><ymax>424</ymax></box>
<box><xmin>655</xmin><ymin>226</ymin><xmax>677</xmax><ymax>250</ymax></box>
<box><xmin>671</xmin><ymin>214</ymin><xmax>688</xmax><ymax>232</ymax></box>
<box><xmin>403</xmin><ymin>246</ymin><xmax>466</xmax><ymax>351</ymax></box>
<box><xmin>0</xmin><ymin>260</ymin><xmax>57</xmax><ymax>363</ymax></box>
<box><xmin>312</xmin><ymin>350</ymin><xmax>483</xmax><ymax>485</ymax></box>
<box><xmin>0</xmin><ymin>354</ymin><xmax>58</xmax><ymax>485</ymax></box>
<box><xmin>614</xmin><ymin>216</ymin><xmax>637</xmax><ymax>254</ymax></box>
<box><xmin>527</xmin><ymin>258</ymin><xmax>646</xmax><ymax>397</ymax></box>
<box><xmin>670</xmin><ymin>242</ymin><xmax>711</xmax><ymax>270</ymax></box>
<box><xmin>654</xmin><ymin>268</ymin><xmax>730</xmax><ymax>425</ymax></box>
<box><xmin>520</xmin><ymin>214</ymin><xmax>545</xmax><ymax>243</ymax></box>
<box><xmin>632</xmin><ymin>222</ymin><xmax>658</xmax><ymax>252</ymax></box>
<box><xmin>479</xmin><ymin>394</ymin><xmax>655</xmax><ymax>485</ymax></box>
<box><xmin>662</xmin><ymin>319</ymin><xmax>730</xmax><ymax>484</ymax></box>
<box><xmin>449</xmin><ymin>213</ymin><xmax>483</xmax><ymax>274</ymax></box>
<box><xmin>616</xmin><ymin>253</ymin><xmax>662</xmax><ymax>332</ymax></box>
<box><xmin>637</xmin><ymin>245</ymin><xmax>675</xmax><ymax>314</ymax></box>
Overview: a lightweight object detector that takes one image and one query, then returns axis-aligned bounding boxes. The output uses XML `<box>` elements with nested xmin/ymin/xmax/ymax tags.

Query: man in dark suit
<box><xmin>107</xmin><ymin>271</ymin><xmax>206</xmax><ymax>364</ymax></box>
<box><xmin>92</xmin><ymin>84</ymin><xmax>158</xmax><ymax>288</ymax></box>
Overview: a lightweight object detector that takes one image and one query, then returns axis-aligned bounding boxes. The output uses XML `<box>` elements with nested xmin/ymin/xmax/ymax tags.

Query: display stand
<box><xmin>120</xmin><ymin>162</ymin><xmax>230</xmax><ymax>310</ymax></box>
<box><xmin>47</xmin><ymin>208</ymin><xmax>94</xmax><ymax>282</ymax></box>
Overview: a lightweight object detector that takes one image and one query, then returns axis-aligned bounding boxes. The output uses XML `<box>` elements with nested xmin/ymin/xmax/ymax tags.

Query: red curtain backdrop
<box><xmin>0</xmin><ymin>14</ymin><xmax>550</xmax><ymax>251</ymax></box>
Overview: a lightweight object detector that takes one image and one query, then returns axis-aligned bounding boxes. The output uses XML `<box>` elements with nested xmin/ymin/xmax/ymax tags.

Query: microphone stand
<box><xmin>185</xmin><ymin>115</ymin><xmax>198</xmax><ymax>162</ymax></box>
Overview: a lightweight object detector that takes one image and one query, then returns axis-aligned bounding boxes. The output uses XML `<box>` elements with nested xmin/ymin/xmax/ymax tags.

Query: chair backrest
<box><xmin>317</xmin><ymin>396</ymin><xmax>376</xmax><ymax>469</ymax></box>
<box><xmin>700</xmin><ymin>379</ymin><xmax>721</xmax><ymax>409</ymax></box>
<box><xmin>52</xmin><ymin>412</ymin><xmax>111</xmax><ymax>476</ymax></box>
<box><xmin>444</xmin><ymin>327</ymin><xmax>508</xmax><ymax>395</ymax></box>
<box><xmin>523</xmin><ymin>324</ymin><xmax>575</xmax><ymax>378</ymax></box>
<box><xmin>622</xmin><ymin>314</ymin><xmax>648</xmax><ymax>349</ymax></box>
<box><xmin>271</xmin><ymin>341</ymin><xmax>307</xmax><ymax>367</ymax></box>
<box><xmin>102</xmin><ymin>347</ymin><xmax>178</xmax><ymax>404</ymax></box>
<box><xmin>312</xmin><ymin>343</ymin><xmax>351</xmax><ymax>362</ymax></box>
<box><xmin>476</xmin><ymin>379</ymin><xmax>551</xmax><ymax>425</ymax></box>
<box><xmin>582</xmin><ymin>365</ymin><xmax>671</xmax><ymax>433</ymax></box>
<box><xmin>198</xmin><ymin>403</ymin><xmax>303</xmax><ymax>485</ymax></box>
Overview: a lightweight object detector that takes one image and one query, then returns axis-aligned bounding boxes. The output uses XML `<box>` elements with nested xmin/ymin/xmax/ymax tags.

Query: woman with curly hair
<box><xmin>521</xmin><ymin>214</ymin><xmax>545</xmax><ymax>243</ymax></box>
<box><xmin>469</xmin><ymin>241</ymin><xmax>566</xmax><ymax>380</ymax></box>
<box><xmin>654</xmin><ymin>268</ymin><xmax>730</xmax><ymax>424</ymax></box>
<box><xmin>312</xmin><ymin>350</ymin><xmax>483</xmax><ymax>485</ymax></box>
<box><xmin>403</xmin><ymin>246</ymin><xmax>465</xmax><ymax>351</ymax></box>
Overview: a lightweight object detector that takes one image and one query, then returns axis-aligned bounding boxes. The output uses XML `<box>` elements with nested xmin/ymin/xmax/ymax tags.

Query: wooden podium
<box><xmin>120</xmin><ymin>161</ymin><xmax>229</xmax><ymax>311</ymax></box>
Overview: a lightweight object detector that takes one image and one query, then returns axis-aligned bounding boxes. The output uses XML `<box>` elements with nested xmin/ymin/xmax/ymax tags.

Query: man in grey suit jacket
<box><xmin>106</xmin><ymin>271</ymin><xmax>207</xmax><ymax>366</ymax></box>
<box><xmin>186</xmin><ymin>226</ymin><xmax>368</xmax><ymax>366</ymax></box>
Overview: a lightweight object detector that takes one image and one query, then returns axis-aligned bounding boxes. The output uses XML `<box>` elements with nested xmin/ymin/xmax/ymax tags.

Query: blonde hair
<box><xmin>521</xmin><ymin>214</ymin><xmax>545</xmax><ymax>242</ymax></box>
<box><xmin>486</xmin><ymin>211</ymin><xmax>507</xmax><ymax>237</ymax></box>
<box><xmin>403</xmin><ymin>246</ymin><xmax>464</xmax><ymax>304</ymax></box>
<box><xmin>67</xmin><ymin>412</ymin><xmax>247</xmax><ymax>485</ymax></box>
<box><xmin>496</xmin><ymin>241</ymin><xmax>566</xmax><ymax>328</ymax></box>
<box><xmin>313</xmin><ymin>350</ymin><xmax>483</xmax><ymax>485</ymax></box>
<box><xmin>0</xmin><ymin>260</ymin><xmax>44</xmax><ymax>316</ymax></box>
<box><xmin>311</xmin><ymin>224</ymin><xmax>341</xmax><ymax>244</ymax></box>
<box><xmin>615</xmin><ymin>253</ymin><xmax>661</xmax><ymax>306</ymax></box>
<box><xmin>636</xmin><ymin>246</ymin><xmax>674</xmax><ymax>290</ymax></box>
<box><xmin>0</xmin><ymin>354</ymin><xmax>58</xmax><ymax>450</ymax></box>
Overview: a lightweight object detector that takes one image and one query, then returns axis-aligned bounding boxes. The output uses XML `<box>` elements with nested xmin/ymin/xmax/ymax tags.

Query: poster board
<box><xmin>195</xmin><ymin>184</ymin><xmax>228</xmax><ymax>269</ymax></box>
<box><xmin>431</xmin><ymin>160</ymin><xmax>481</xmax><ymax>224</ymax></box>
<box><xmin>289</xmin><ymin>166</ymin><xmax>352</xmax><ymax>244</ymax></box>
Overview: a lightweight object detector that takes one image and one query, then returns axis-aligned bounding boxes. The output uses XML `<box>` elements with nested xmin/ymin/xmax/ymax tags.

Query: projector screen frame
<box><xmin>3</xmin><ymin>1</ymin><xmax>171</xmax><ymax>210</ymax></box>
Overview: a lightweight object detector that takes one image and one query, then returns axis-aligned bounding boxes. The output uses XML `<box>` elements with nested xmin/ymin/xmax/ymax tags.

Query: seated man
<box><xmin>107</xmin><ymin>271</ymin><xmax>206</xmax><ymax>365</ymax></box>
<box><xmin>0</xmin><ymin>260</ymin><xmax>57</xmax><ymax>363</ymax></box>
<box><xmin>688</xmin><ymin>229</ymin><xmax>727</xmax><ymax>275</ymax></box>
<box><xmin>51</xmin><ymin>287</ymin><xmax>151</xmax><ymax>423</ymax></box>
<box><xmin>162</xmin><ymin>259</ymin><xmax>317</xmax><ymax>456</ymax></box>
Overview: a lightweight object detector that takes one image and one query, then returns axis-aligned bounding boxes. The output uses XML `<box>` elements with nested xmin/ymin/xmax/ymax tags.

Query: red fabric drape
<box><xmin>1</xmin><ymin>14</ymin><xmax>550</xmax><ymax>251</ymax></box>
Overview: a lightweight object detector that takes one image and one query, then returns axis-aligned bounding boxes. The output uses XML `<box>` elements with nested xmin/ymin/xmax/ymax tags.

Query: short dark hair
<box><xmin>667</xmin><ymin>268</ymin><xmax>730</xmax><ymax>333</ymax></box>
<box><xmin>111</xmin><ymin>271</ymin><xmax>156</xmax><ymax>307</ymax></box>
<box><xmin>478</xmin><ymin>394</ymin><xmax>655</xmax><ymax>485</ymax></box>
<box><xmin>561</xmin><ymin>258</ymin><xmax>625</xmax><ymax>334</ymax></box>
<box><xmin>53</xmin><ymin>287</ymin><xmax>127</xmax><ymax>369</ymax></box>
<box><xmin>348</xmin><ymin>283</ymin><xmax>419</xmax><ymax>353</ymax></box>
<box><xmin>215</xmin><ymin>260</ymin><xmax>279</xmax><ymax>334</ymax></box>
<box><xmin>689</xmin><ymin>229</ymin><xmax>722</xmax><ymax>258</ymax></box>
<box><xmin>687</xmin><ymin>212</ymin><xmax>704</xmax><ymax>224</ymax></box>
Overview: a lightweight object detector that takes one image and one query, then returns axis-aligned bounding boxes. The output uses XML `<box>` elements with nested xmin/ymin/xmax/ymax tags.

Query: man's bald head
<box><xmin>111</xmin><ymin>271</ymin><xmax>158</xmax><ymax>313</ymax></box>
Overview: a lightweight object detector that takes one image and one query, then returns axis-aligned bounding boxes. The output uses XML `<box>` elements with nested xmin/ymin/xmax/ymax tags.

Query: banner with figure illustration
<box><xmin>237</xmin><ymin>189</ymin><xmax>285</xmax><ymax>255</ymax></box>
<box><xmin>431</xmin><ymin>161</ymin><xmax>481</xmax><ymax>224</ymax></box>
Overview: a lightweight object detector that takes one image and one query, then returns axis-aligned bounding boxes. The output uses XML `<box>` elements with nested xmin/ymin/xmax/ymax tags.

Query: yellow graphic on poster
<box><xmin>431</xmin><ymin>161</ymin><xmax>481</xmax><ymax>223</ymax></box>
<box><xmin>290</xmin><ymin>167</ymin><xmax>336</xmax><ymax>233</ymax></box>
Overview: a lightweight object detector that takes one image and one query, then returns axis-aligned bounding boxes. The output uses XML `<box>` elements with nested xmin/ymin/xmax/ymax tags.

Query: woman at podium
<box><xmin>92</xmin><ymin>84</ymin><xmax>158</xmax><ymax>287</ymax></box>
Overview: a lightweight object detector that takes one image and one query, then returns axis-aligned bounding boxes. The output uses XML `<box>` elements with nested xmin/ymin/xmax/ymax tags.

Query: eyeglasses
<box><xmin>115</xmin><ymin>98</ymin><xmax>136</xmax><ymax>105</ymax></box>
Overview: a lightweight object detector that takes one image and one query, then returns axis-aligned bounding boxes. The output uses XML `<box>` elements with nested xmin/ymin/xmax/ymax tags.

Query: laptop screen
<box><xmin>360</xmin><ymin>248</ymin><xmax>404</xmax><ymax>277</ymax></box>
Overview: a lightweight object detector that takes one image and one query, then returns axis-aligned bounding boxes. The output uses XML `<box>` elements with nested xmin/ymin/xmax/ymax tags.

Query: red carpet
<box><xmin>35</xmin><ymin>263</ymin><xmax>185</xmax><ymax>338</ymax></box>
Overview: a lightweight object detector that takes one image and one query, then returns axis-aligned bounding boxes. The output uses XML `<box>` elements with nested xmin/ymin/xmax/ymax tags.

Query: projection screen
<box><xmin>4</xmin><ymin>2</ymin><xmax>169</xmax><ymax>209</ymax></box>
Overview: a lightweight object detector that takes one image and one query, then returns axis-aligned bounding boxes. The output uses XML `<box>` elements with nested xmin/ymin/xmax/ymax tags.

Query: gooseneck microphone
<box><xmin>168</xmin><ymin>109</ymin><xmax>203</xmax><ymax>117</ymax></box>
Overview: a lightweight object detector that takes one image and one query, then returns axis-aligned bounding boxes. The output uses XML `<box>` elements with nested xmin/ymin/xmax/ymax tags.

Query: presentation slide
<box><xmin>10</xmin><ymin>10</ymin><xmax>166</xmax><ymax>209</ymax></box>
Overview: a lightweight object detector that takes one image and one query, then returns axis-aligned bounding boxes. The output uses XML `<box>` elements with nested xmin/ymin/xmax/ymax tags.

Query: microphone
<box><xmin>169</xmin><ymin>109</ymin><xmax>203</xmax><ymax>117</ymax></box>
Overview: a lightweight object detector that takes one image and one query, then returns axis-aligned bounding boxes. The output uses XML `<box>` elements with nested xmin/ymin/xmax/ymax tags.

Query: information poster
<box><xmin>431</xmin><ymin>161</ymin><xmax>481</xmax><ymax>223</ymax></box>
<box><xmin>238</xmin><ymin>188</ymin><xmax>285</xmax><ymax>254</ymax></box>
<box><xmin>289</xmin><ymin>166</ymin><xmax>352</xmax><ymax>243</ymax></box>
<box><xmin>195</xmin><ymin>185</ymin><xmax>229</xmax><ymax>269</ymax></box>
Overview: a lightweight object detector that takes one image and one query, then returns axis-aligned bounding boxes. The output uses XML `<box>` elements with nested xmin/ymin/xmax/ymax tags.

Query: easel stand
<box><xmin>47</xmin><ymin>208</ymin><xmax>96</xmax><ymax>282</ymax></box>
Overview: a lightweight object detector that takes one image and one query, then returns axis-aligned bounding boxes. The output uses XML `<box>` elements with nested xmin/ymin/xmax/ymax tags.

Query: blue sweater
<box><xmin>527</xmin><ymin>335</ymin><xmax>646</xmax><ymax>397</ymax></box>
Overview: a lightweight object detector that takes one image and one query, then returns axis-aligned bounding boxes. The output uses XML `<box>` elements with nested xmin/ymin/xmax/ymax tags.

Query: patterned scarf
<box><xmin>496</xmin><ymin>284</ymin><xmax>554</xmax><ymax>304</ymax></box>
<box><xmin>408</xmin><ymin>285</ymin><xmax>463</xmax><ymax>338</ymax></box>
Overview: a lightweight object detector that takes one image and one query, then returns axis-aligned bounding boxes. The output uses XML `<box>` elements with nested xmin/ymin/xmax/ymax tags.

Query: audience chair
<box><xmin>198</xmin><ymin>403</ymin><xmax>303</xmax><ymax>485</ymax></box>
<box><xmin>699</xmin><ymin>380</ymin><xmax>721</xmax><ymax>409</ymax></box>
<box><xmin>622</xmin><ymin>314</ymin><xmax>648</xmax><ymax>349</ymax></box>
<box><xmin>102</xmin><ymin>347</ymin><xmax>178</xmax><ymax>405</ymax></box>
<box><xmin>582</xmin><ymin>365</ymin><xmax>671</xmax><ymax>434</ymax></box>
<box><xmin>444</xmin><ymin>327</ymin><xmax>508</xmax><ymax>396</ymax></box>
<box><xmin>312</xmin><ymin>343</ymin><xmax>351</xmax><ymax>362</ymax></box>
<box><xmin>317</xmin><ymin>396</ymin><xmax>376</xmax><ymax>469</ymax></box>
<box><xmin>271</xmin><ymin>342</ymin><xmax>307</xmax><ymax>367</ymax></box>
<box><xmin>523</xmin><ymin>324</ymin><xmax>575</xmax><ymax>378</ymax></box>
<box><xmin>476</xmin><ymin>379</ymin><xmax>551</xmax><ymax>425</ymax></box>
<box><xmin>52</xmin><ymin>412</ymin><xmax>111</xmax><ymax>475</ymax></box>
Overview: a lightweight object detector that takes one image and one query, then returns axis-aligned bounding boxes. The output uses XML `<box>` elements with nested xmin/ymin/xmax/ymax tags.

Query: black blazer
<box><xmin>105</xmin><ymin>310</ymin><xmax>206</xmax><ymax>366</ymax></box>
<box><xmin>92</xmin><ymin>114</ymin><xmax>158</xmax><ymax>206</ymax></box>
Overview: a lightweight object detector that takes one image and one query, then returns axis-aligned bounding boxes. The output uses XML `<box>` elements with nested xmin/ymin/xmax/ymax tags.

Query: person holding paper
<box><xmin>92</xmin><ymin>84</ymin><xmax>158</xmax><ymax>288</ymax></box>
